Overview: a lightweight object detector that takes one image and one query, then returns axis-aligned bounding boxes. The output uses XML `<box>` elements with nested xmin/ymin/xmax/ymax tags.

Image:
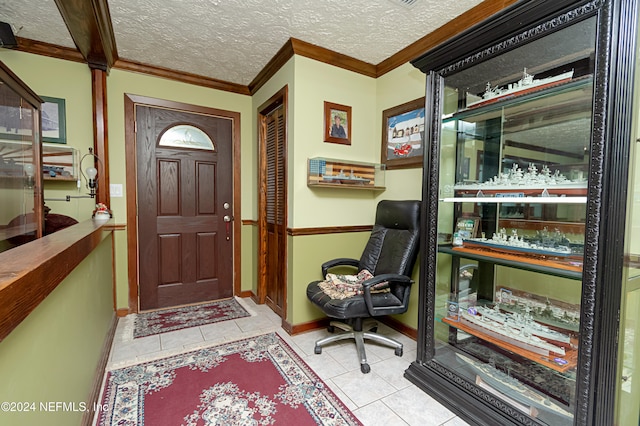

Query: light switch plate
<box><xmin>110</xmin><ymin>183</ymin><xmax>123</xmax><ymax>197</ymax></box>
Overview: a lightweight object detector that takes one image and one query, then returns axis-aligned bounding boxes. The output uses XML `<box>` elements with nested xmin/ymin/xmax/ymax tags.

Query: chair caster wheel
<box><xmin>395</xmin><ymin>347</ymin><xmax>403</xmax><ymax>357</ymax></box>
<box><xmin>327</xmin><ymin>325</ymin><xmax>335</xmax><ymax>333</ymax></box>
<box><xmin>314</xmin><ymin>346</ymin><xmax>322</xmax><ymax>354</ymax></box>
<box><xmin>361</xmin><ymin>363</ymin><xmax>371</xmax><ymax>374</ymax></box>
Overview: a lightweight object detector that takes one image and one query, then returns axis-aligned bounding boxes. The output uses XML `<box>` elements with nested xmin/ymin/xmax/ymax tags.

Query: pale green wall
<box><xmin>281</xmin><ymin>57</ymin><xmax>426</xmax><ymax>326</ymax></box>
<box><xmin>289</xmin><ymin>231</ymin><xmax>371</xmax><ymax>323</ymax></box>
<box><xmin>0</xmin><ymin>232</ymin><xmax>114</xmax><ymax>426</ymax></box>
<box><xmin>292</xmin><ymin>56</ymin><xmax>379</xmax><ymax>228</ymax></box>
<box><xmin>374</xmin><ymin>62</ymin><xmax>426</xmax><ymax>329</ymax></box>
<box><xmin>0</xmin><ymin>48</ymin><xmax>427</xmax><ymax>330</ymax></box>
<box><xmin>0</xmin><ymin>50</ymin><xmax>97</xmax><ymax>221</ymax></box>
<box><xmin>106</xmin><ymin>69</ymin><xmax>254</xmax><ymax>305</ymax></box>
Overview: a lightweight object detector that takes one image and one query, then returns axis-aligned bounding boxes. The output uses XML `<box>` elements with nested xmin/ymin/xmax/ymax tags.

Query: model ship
<box><xmin>460</xmin><ymin>307</ymin><xmax>567</xmax><ymax>357</ymax></box>
<box><xmin>457</xmin><ymin>341</ymin><xmax>575</xmax><ymax>406</ymax></box>
<box><xmin>475</xmin><ymin>305</ymin><xmax>571</xmax><ymax>345</ymax></box>
<box><xmin>466</xmin><ymin>68</ymin><xmax>574</xmax><ymax>109</ymax></box>
<box><xmin>462</xmin><ymin>228</ymin><xmax>578</xmax><ymax>259</ymax></box>
<box><xmin>322</xmin><ymin>168</ymin><xmax>371</xmax><ymax>185</ymax></box>
<box><xmin>0</xmin><ymin>156</ymin><xmax>23</xmax><ymax>177</ymax></box>
<box><xmin>456</xmin><ymin>353</ymin><xmax>574</xmax><ymax>424</ymax></box>
<box><xmin>454</xmin><ymin>163</ymin><xmax>587</xmax><ymax>195</ymax></box>
<box><xmin>497</xmin><ymin>288</ymin><xmax>581</xmax><ymax>332</ymax></box>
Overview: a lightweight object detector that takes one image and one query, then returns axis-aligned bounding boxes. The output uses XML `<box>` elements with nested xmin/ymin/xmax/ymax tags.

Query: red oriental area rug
<box><xmin>133</xmin><ymin>298</ymin><xmax>250</xmax><ymax>338</ymax></box>
<box><xmin>99</xmin><ymin>333</ymin><xmax>362</xmax><ymax>425</ymax></box>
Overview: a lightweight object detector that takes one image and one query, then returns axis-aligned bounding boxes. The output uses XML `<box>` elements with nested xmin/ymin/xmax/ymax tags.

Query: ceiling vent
<box><xmin>388</xmin><ymin>0</ymin><xmax>418</xmax><ymax>8</ymax></box>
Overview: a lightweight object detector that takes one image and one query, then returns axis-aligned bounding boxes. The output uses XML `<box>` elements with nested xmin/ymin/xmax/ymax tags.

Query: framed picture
<box><xmin>324</xmin><ymin>101</ymin><xmax>351</xmax><ymax>145</ymax></box>
<box><xmin>455</xmin><ymin>215</ymin><xmax>481</xmax><ymax>239</ymax></box>
<box><xmin>41</xmin><ymin>96</ymin><xmax>66</xmax><ymax>144</ymax></box>
<box><xmin>381</xmin><ymin>97</ymin><xmax>425</xmax><ymax>169</ymax></box>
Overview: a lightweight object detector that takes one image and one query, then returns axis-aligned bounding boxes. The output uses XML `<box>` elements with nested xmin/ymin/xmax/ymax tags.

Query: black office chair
<box><xmin>306</xmin><ymin>200</ymin><xmax>420</xmax><ymax>373</ymax></box>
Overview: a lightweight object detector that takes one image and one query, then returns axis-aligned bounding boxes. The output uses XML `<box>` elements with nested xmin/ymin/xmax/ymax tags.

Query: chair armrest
<box><xmin>362</xmin><ymin>274</ymin><xmax>413</xmax><ymax>316</ymax></box>
<box><xmin>321</xmin><ymin>258</ymin><xmax>359</xmax><ymax>277</ymax></box>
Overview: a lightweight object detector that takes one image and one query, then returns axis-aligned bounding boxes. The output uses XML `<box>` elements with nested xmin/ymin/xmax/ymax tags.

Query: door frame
<box><xmin>124</xmin><ymin>94</ymin><xmax>242</xmax><ymax>313</ymax></box>
<box><xmin>257</xmin><ymin>86</ymin><xmax>288</xmax><ymax>315</ymax></box>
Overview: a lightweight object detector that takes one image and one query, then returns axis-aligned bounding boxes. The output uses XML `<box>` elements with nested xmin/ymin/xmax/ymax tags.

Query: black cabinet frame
<box><xmin>405</xmin><ymin>1</ymin><xmax>638</xmax><ymax>425</ymax></box>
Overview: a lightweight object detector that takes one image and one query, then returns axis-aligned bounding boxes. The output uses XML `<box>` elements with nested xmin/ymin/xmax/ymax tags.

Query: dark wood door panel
<box><xmin>156</xmin><ymin>216</ymin><xmax>217</xmax><ymax>233</ymax></box>
<box><xmin>158</xmin><ymin>234</ymin><xmax>182</xmax><ymax>285</ymax></box>
<box><xmin>137</xmin><ymin>105</ymin><xmax>233</xmax><ymax>310</ymax></box>
<box><xmin>157</xmin><ymin>159</ymin><xmax>181</xmax><ymax>216</ymax></box>
<box><xmin>197</xmin><ymin>162</ymin><xmax>217</xmax><ymax>215</ymax></box>
<box><xmin>196</xmin><ymin>232</ymin><xmax>218</xmax><ymax>280</ymax></box>
<box><xmin>157</xmin><ymin>279</ymin><xmax>224</xmax><ymax>308</ymax></box>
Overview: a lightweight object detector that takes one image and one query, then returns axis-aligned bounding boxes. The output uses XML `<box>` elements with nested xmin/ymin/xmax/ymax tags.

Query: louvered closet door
<box><xmin>265</xmin><ymin>105</ymin><xmax>286</xmax><ymax>317</ymax></box>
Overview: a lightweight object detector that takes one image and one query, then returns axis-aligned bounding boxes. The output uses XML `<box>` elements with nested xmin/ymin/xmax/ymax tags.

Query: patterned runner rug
<box><xmin>133</xmin><ymin>298</ymin><xmax>250</xmax><ymax>338</ymax></box>
<box><xmin>98</xmin><ymin>332</ymin><xmax>362</xmax><ymax>425</ymax></box>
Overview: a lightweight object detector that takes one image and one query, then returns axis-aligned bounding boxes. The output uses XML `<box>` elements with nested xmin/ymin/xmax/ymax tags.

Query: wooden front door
<box><xmin>136</xmin><ymin>105</ymin><xmax>233</xmax><ymax>311</ymax></box>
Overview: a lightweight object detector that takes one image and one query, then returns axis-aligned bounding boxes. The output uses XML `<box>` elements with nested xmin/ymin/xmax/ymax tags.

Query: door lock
<box><xmin>223</xmin><ymin>215</ymin><xmax>232</xmax><ymax>240</ymax></box>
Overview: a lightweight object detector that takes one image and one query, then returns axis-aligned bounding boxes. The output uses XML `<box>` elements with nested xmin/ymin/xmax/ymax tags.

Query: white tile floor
<box><xmin>104</xmin><ymin>297</ymin><xmax>469</xmax><ymax>426</ymax></box>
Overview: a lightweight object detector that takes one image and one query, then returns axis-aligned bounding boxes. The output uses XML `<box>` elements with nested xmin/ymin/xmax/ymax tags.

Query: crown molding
<box><xmin>248</xmin><ymin>38</ymin><xmax>376</xmax><ymax>95</ymax></box>
<box><xmin>15</xmin><ymin>36</ymin><xmax>86</xmax><ymax>64</ymax></box>
<box><xmin>376</xmin><ymin>0</ymin><xmax>520</xmax><ymax>76</ymax></box>
<box><xmin>11</xmin><ymin>0</ymin><xmax>514</xmax><ymax>95</ymax></box>
<box><xmin>112</xmin><ymin>58</ymin><xmax>250</xmax><ymax>95</ymax></box>
<box><xmin>248</xmin><ymin>39</ymin><xmax>296</xmax><ymax>95</ymax></box>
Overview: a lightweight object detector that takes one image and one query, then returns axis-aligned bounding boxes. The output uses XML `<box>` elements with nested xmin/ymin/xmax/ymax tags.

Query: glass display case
<box><xmin>0</xmin><ymin>61</ymin><xmax>43</xmax><ymax>252</ymax></box>
<box><xmin>405</xmin><ymin>1</ymin><xmax>639</xmax><ymax>425</ymax></box>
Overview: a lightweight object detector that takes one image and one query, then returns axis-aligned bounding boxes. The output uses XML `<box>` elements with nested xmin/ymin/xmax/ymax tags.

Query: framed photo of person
<box><xmin>324</xmin><ymin>101</ymin><xmax>351</xmax><ymax>145</ymax></box>
<box><xmin>381</xmin><ymin>97</ymin><xmax>425</xmax><ymax>169</ymax></box>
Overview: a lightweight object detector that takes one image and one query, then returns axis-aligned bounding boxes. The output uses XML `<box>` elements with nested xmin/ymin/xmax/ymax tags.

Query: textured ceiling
<box><xmin>0</xmin><ymin>0</ymin><xmax>484</xmax><ymax>85</ymax></box>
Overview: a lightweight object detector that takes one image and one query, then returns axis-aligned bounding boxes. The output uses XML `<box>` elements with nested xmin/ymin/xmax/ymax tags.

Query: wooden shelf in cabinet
<box><xmin>499</xmin><ymin>219</ymin><xmax>585</xmax><ymax>235</ymax></box>
<box><xmin>438</xmin><ymin>244</ymin><xmax>582</xmax><ymax>279</ymax></box>
<box><xmin>0</xmin><ymin>223</ymin><xmax>38</xmax><ymax>241</ymax></box>
<box><xmin>442</xmin><ymin>316</ymin><xmax>577</xmax><ymax>373</ymax></box>
<box><xmin>43</xmin><ymin>175</ymin><xmax>76</xmax><ymax>182</ymax></box>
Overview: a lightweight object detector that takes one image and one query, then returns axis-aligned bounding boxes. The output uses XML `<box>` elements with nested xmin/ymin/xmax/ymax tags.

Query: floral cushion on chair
<box><xmin>317</xmin><ymin>269</ymin><xmax>389</xmax><ymax>300</ymax></box>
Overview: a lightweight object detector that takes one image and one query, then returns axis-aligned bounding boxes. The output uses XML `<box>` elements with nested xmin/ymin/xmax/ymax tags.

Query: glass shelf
<box><xmin>441</xmin><ymin>196</ymin><xmax>587</xmax><ymax>204</ymax></box>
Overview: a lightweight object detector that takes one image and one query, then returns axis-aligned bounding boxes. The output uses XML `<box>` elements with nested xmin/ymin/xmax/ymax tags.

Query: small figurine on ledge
<box><xmin>92</xmin><ymin>203</ymin><xmax>112</xmax><ymax>220</ymax></box>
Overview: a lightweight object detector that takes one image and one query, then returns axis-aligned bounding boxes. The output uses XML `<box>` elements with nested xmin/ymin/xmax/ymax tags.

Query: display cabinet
<box><xmin>404</xmin><ymin>1</ymin><xmax>638</xmax><ymax>425</ymax></box>
<box><xmin>0</xmin><ymin>61</ymin><xmax>44</xmax><ymax>252</ymax></box>
<box><xmin>307</xmin><ymin>157</ymin><xmax>385</xmax><ymax>190</ymax></box>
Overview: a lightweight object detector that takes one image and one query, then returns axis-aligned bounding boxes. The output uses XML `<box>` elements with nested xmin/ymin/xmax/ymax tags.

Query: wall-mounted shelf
<box><xmin>307</xmin><ymin>157</ymin><xmax>385</xmax><ymax>190</ymax></box>
<box><xmin>42</xmin><ymin>144</ymin><xmax>77</xmax><ymax>181</ymax></box>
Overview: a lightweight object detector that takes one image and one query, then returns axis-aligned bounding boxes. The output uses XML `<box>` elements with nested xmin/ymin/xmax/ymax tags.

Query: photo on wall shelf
<box><xmin>324</xmin><ymin>101</ymin><xmax>351</xmax><ymax>145</ymax></box>
<box><xmin>381</xmin><ymin>97</ymin><xmax>425</xmax><ymax>169</ymax></box>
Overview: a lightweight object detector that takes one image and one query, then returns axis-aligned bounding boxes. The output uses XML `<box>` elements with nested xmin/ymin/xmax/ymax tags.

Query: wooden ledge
<box><xmin>0</xmin><ymin>219</ymin><xmax>113</xmax><ymax>342</ymax></box>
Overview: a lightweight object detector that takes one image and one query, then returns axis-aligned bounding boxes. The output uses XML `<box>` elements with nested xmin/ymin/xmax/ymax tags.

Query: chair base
<box><xmin>314</xmin><ymin>319</ymin><xmax>403</xmax><ymax>374</ymax></box>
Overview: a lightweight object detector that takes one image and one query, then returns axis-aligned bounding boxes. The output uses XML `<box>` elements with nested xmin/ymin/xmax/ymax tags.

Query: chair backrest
<box><xmin>358</xmin><ymin>200</ymin><xmax>421</xmax><ymax>279</ymax></box>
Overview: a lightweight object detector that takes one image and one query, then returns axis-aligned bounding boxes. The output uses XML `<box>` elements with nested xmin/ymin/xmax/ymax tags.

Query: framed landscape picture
<box><xmin>381</xmin><ymin>97</ymin><xmax>425</xmax><ymax>169</ymax></box>
<box><xmin>41</xmin><ymin>96</ymin><xmax>66</xmax><ymax>144</ymax></box>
